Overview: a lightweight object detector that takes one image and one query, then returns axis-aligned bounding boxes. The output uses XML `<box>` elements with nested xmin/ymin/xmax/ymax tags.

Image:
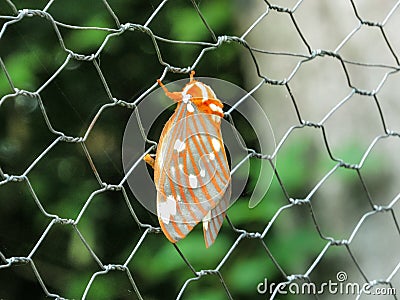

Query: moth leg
<box><xmin>144</xmin><ymin>154</ymin><xmax>155</xmax><ymax>169</ymax></box>
<box><xmin>157</xmin><ymin>79</ymin><xmax>182</xmax><ymax>102</ymax></box>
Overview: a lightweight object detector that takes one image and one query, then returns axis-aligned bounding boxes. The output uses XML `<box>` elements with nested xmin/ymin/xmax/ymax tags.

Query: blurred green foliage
<box><xmin>0</xmin><ymin>1</ymin><xmax>380</xmax><ymax>299</ymax></box>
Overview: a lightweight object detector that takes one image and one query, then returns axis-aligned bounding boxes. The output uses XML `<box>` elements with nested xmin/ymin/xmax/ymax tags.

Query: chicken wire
<box><xmin>0</xmin><ymin>0</ymin><xmax>400</xmax><ymax>299</ymax></box>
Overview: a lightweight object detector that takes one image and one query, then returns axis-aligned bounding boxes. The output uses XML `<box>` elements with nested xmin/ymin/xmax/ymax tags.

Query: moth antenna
<box><xmin>189</xmin><ymin>70</ymin><xmax>195</xmax><ymax>82</ymax></box>
<box><xmin>157</xmin><ymin>79</ymin><xmax>182</xmax><ymax>102</ymax></box>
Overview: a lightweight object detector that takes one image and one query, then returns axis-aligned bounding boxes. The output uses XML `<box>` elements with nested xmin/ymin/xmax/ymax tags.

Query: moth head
<box><xmin>181</xmin><ymin>80</ymin><xmax>224</xmax><ymax>118</ymax></box>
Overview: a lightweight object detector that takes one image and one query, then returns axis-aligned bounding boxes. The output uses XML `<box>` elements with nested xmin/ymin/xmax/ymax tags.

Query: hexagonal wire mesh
<box><xmin>1</xmin><ymin>0</ymin><xmax>400</xmax><ymax>299</ymax></box>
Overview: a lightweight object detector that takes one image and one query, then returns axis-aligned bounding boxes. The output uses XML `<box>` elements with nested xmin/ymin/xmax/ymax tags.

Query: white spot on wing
<box><xmin>203</xmin><ymin>211</ymin><xmax>211</xmax><ymax>231</ymax></box>
<box><xmin>187</xmin><ymin>103</ymin><xmax>194</xmax><ymax>113</ymax></box>
<box><xmin>174</xmin><ymin>139</ymin><xmax>186</xmax><ymax>152</ymax></box>
<box><xmin>166</xmin><ymin>195</ymin><xmax>177</xmax><ymax>215</ymax></box>
<box><xmin>212</xmin><ymin>138</ymin><xmax>221</xmax><ymax>152</ymax></box>
<box><xmin>158</xmin><ymin>195</ymin><xmax>177</xmax><ymax>224</ymax></box>
<box><xmin>209</xmin><ymin>103</ymin><xmax>223</xmax><ymax>114</ymax></box>
<box><xmin>188</xmin><ymin>174</ymin><xmax>198</xmax><ymax>188</ymax></box>
<box><xmin>158</xmin><ymin>203</ymin><xmax>170</xmax><ymax>224</ymax></box>
<box><xmin>209</xmin><ymin>103</ymin><xmax>218</xmax><ymax>111</ymax></box>
<box><xmin>209</xmin><ymin>152</ymin><xmax>215</xmax><ymax>160</ymax></box>
<box><xmin>200</xmin><ymin>169</ymin><xmax>206</xmax><ymax>177</ymax></box>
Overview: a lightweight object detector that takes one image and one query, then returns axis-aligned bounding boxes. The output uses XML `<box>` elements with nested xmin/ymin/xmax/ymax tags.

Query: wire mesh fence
<box><xmin>1</xmin><ymin>0</ymin><xmax>400</xmax><ymax>299</ymax></box>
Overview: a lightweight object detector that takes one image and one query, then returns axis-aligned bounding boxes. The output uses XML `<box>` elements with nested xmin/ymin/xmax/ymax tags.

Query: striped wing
<box><xmin>154</xmin><ymin>99</ymin><xmax>231</xmax><ymax>246</ymax></box>
<box><xmin>203</xmin><ymin>181</ymin><xmax>231</xmax><ymax>247</ymax></box>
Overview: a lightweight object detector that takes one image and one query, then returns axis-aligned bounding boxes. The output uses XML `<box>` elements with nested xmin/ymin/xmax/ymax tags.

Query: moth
<box><xmin>144</xmin><ymin>71</ymin><xmax>231</xmax><ymax>247</ymax></box>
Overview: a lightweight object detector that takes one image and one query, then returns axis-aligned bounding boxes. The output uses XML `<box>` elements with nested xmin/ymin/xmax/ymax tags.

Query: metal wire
<box><xmin>1</xmin><ymin>0</ymin><xmax>400</xmax><ymax>299</ymax></box>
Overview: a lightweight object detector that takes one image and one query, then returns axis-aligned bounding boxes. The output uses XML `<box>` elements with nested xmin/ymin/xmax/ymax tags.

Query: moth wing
<box><xmin>203</xmin><ymin>181</ymin><xmax>231</xmax><ymax>248</ymax></box>
<box><xmin>155</xmin><ymin>100</ymin><xmax>231</xmax><ymax>243</ymax></box>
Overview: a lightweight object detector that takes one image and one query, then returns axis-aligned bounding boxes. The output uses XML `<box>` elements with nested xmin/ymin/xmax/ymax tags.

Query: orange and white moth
<box><xmin>144</xmin><ymin>71</ymin><xmax>231</xmax><ymax>248</ymax></box>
